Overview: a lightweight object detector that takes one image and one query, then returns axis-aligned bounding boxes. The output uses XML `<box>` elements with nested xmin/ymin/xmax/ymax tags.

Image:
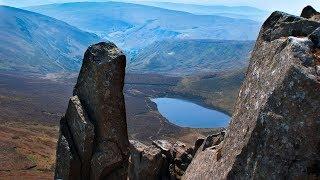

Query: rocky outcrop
<box><xmin>184</xmin><ymin>7</ymin><xmax>320</xmax><ymax>179</ymax></box>
<box><xmin>128</xmin><ymin>137</ymin><xmax>213</xmax><ymax>180</ymax></box>
<box><xmin>55</xmin><ymin>42</ymin><xmax>129</xmax><ymax>180</ymax></box>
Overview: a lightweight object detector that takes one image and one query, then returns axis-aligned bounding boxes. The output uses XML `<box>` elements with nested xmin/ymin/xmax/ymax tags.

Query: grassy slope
<box><xmin>130</xmin><ymin>39</ymin><xmax>254</xmax><ymax>75</ymax></box>
<box><xmin>172</xmin><ymin>69</ymin><xmax>246</xmax><ymax>115</ymax></box>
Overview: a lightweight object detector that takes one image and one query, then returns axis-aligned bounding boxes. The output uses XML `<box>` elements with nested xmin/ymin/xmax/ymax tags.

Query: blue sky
<box><xmin>0</xmin><ymin>0</ymin><xmax>319</xmax><ymax>14</ymax></box>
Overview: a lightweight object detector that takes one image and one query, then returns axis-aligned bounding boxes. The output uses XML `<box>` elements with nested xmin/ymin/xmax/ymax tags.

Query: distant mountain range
<box><xmin>0</xmin><ymin>3</ymin><xmax>257</xmax><ymax>76</ymax></box>
<box><xmin>0</xmin><ymin>6</ymin><xmax>100</xmax><ymax>74</ymax></box>
<box><xmin>25</xmin><ymin>2</ymin><xmax>261</xmax><ymax>50</ymax></box>
<box><xmin>138</xmin><ymin>2</ymin><xmax>270</xmax><ymax>21</ymax></box>
<box><xmin>129</xmin><ymin>39</ymin><xmax>254</xmax><ymax>75</ymax></box>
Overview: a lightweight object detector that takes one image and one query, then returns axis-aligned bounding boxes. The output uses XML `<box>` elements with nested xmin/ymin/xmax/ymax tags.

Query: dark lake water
<box><xmin>151</xmin><ymin>98</ymin><xmax>230</xmax><ymax>128</ymax></box>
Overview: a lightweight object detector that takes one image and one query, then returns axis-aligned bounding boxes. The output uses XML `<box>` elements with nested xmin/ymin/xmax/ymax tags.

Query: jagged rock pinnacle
<box><xmin>55</xmin><ymin>42</ymin><xmax>129</xmax><ymax>180</ymax></box>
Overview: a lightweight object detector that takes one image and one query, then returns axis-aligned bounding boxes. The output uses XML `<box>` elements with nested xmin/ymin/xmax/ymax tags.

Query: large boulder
<box><xmin>55</xmin><ymin>42</ymin><xmax>129</xmax><ymax>180</ymax></box>
<box><xmin>184</xmin><ymin>7</ymin><xmax>320</xmax><ymax>179</ymax></box>
<box><xmin>129</xmin><ymin>140</ymin><xmax>166</xmax><ymax>180</ymax></box>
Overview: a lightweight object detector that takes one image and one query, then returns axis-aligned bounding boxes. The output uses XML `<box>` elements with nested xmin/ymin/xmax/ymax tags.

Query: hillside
<box><xmin>129</xmin><ymin>39</ymin><xmax>254</xmax><ymax>75</ymax></box>
<box><xmin>139</xmin><ymin>2</ymin><xmax>270</xmax><ymax>21</ymax></box>
<box><xmin>0</xmin><ymin>6</ymin><xmax>100</xmax><ymax>74</ymax></box>
<box><xmin>26</xmin><ymin>2</ymin><xmax>261</xmax><ymax>50</ymax></box>
<box><xmin>173</xmin><ymin>69</ymin><xmax>246</xmax><ymax>114</ymax></box>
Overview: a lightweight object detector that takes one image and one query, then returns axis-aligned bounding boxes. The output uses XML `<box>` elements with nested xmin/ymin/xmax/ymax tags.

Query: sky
<box><xmin>0</xmin><ymin>0</ymin><xmax>319</xmax><ymax>14</ymax></box>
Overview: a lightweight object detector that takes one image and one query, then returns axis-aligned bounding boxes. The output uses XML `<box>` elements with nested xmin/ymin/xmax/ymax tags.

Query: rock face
<box><xmin>184</xmin><ymin>7</ymin><xmax>320</xmax><ymax>179</ymax></box>
<box><xmin>55</xmin><ymin>42</ymin><xmax>129</xmax><ymax>180</ymax></box>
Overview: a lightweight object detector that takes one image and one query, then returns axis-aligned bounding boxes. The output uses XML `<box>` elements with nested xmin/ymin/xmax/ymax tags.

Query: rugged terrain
<box><xmin>53</xmin><ymin>6</ymin><xmax>320</xmax><ymax>179</ymax></box>
<box><xmin>4</xmin><ymin>3</ymin><xmax>319</xmax><ymax>180</ymax></box>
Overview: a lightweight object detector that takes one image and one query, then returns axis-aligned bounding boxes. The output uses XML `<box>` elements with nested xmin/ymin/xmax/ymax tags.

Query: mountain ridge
<box><xmin>0</xmin><ymin>5</ymin><xmax>101</xmax><ymax>74</ymax></box>
<box><xmin>25</xmin><ymin>2</ymin><xmax>261</xmax><ymax>50</ymax></box>
<box><xmin>137</xmin><ymin>1</ymin><xmax>269</xmax><ymax>21</ymax></box>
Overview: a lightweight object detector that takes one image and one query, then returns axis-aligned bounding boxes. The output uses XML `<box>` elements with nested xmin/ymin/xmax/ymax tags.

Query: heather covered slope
<box><xmin>0</xmin><ymin>6</ymin><xmax>100</xmax><ymax>74</ymax></box>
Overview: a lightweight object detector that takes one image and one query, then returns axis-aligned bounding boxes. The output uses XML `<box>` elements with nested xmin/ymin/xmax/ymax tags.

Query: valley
<box><xmin>0</xmin><ymin>71</ymin><xmax>234</xmax><ymax>178</ymax></box>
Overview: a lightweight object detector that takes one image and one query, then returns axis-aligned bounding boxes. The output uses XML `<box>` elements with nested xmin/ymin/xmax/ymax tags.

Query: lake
<box><xmin>151</xmin><ymin>97</ymin><xmax>230</xmax><ymax>128</ymax></box>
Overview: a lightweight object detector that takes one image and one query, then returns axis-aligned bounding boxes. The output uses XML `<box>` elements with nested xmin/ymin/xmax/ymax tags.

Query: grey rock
<box><xmin>73</xmin><ymin>42</ymin><xmax>129</xmax><ymax>180</ymax></box>
<box><xmin>170</xmin><ymin>141</ymin><xmax>193</xmax><ymax>179</ymax></box>
<box><xmin>193</xmin><ymin>138</ymin><xmax>204</xmax><ymax>154</ymax></box>
<box><xmin>55</xmin><ymin>42</ymin><xmax>129</xmax><ymax>180</ymax></box>
<box><xmin>184</xmin><ymin>8</ymin><xmax>320</xmax><ymax>180</ymax></box>
<box><xmin>129</xmin><ymin>140</ymin><xmax>166</xmax><ymax>180</ymax></box>
<box><xmin>153</xmin><ymin>140</ymin><xmax>173</xmax><ymax>153</ymax></box>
